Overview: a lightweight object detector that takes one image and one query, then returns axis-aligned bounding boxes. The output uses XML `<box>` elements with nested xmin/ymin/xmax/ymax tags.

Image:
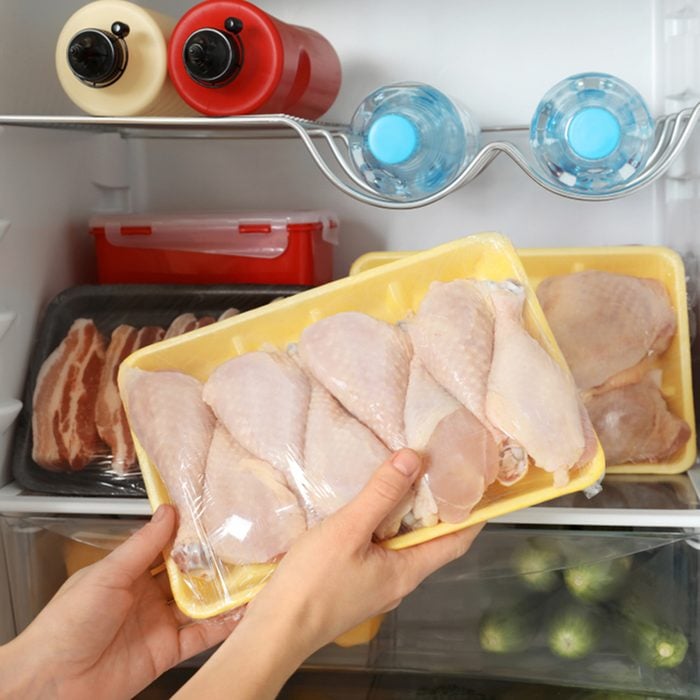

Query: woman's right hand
<box><xmin>177</xmin><ymin>448</ymin><xmax>483</xmax><ymax>700</ymax></box>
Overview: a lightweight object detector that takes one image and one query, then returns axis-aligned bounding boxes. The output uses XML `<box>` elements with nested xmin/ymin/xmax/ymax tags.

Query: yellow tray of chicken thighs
<box><xmin>119</xmin><ymin>233</ymin><xmax>605</xmax><ymax>620</ymax></box>
<box><xmin>351</xmin><ymin>244</ymin><xmax>697</xmax><ymax>476</ymax></box>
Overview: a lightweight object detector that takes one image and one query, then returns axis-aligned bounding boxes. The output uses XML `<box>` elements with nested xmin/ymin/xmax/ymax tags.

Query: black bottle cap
<box><xmin>67</xmin><ymin>23</ymin><xmax>129</xmax><ymax>88</ymax></box>
<box><xmin>183</xmin><ymin>19</ymin><xmax>244</xmax><ymax>87</ymax></box>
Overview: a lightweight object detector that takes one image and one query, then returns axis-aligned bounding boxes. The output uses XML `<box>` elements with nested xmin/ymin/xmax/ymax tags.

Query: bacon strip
<box><xmin>33</xmin><ymin>319</ymin><xmax>107</xmax><ymax>471</ymax></box>
<box><xmin>95</xmin><ymin>325</ymin><xmax>164</xmax><ymax>474</ymax></box>
<box><xmin>164</xmin><ymin>313</ymin><xmax>198</xmax><ymax>339</ymax></box>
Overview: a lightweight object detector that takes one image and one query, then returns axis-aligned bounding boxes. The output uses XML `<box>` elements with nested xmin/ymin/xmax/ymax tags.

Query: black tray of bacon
<box><xmin>12</xmin><ymin>284</ymin><xmax>305</xmax><ymax>497</ymax></box>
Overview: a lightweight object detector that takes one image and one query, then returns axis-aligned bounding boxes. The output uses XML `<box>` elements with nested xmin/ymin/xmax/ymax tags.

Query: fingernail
<box><xmin>392</xmin><ymin>449</ymin><xmax>421</xmax><ymax>477</ymax></box>
<box><xmin>152</xmin><ymin>505</ymin><xmax>167</xmax><ymax>523</ymax></box>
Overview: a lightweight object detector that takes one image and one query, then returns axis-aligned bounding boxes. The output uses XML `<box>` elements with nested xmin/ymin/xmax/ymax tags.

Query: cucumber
<box><xmin>478</xmin><ymin>603</ymin><xmax>538</xmax><ymax>654</ymax></box>
<box><xmin>512</xmin><ymin>538</ymin><xmax>563</xmax><ymax>593</ymax></box>
<box><xmin>547</xmin><ymin>604</ymin><xmax>600</xmax><ymax>659</ymax></box>
<box><xmin>623</xmin><ymin>616</ymin><xmax>688</xmax><ymax>669</ymax></box>
<box><xmin>564</xmin><ymin>556</ymin><xmax>632</xmax><ymax>603</ymax></box>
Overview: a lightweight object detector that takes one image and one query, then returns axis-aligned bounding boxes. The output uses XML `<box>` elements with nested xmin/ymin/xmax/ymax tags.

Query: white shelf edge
<box><xmin>1</xmin><ymin>480</ymin><xmax>699</xmax><ymax>528</ymax></box>
<box><xmin>0</xmin><ymin>482</ymin><xmax>152</xmax><ymax>517</ymax></box>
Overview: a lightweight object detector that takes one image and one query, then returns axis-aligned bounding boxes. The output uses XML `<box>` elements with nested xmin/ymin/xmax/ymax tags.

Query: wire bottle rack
<box><xmin>1</xmin><ymin>101</ymin><xmax>699</xmax><ymax>209</ymax></box>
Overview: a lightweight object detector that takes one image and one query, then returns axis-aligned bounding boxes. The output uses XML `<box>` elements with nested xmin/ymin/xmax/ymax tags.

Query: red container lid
<box><xmin>89</xmin><ymin>210</ymin><xmax>339</xmax><ymax>258</ymax></box>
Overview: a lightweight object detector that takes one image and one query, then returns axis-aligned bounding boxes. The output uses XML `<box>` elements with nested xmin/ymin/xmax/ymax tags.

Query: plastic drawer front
<box><xmin>307</xmin><ymin>526</ymin><xmax>700</xmax><ymax>699</ymax></box>
<box><xmin>0</xmin><ymin>515</ymin><xmax>143</xmax><ymax>633</ymax></box>
<box><xmin>2</xmin><ymin>517</ymin><xmax>698</xmax><ymax>697</ymax></box>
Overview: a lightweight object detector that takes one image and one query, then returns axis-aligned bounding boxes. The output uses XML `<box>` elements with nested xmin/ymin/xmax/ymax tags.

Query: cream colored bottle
<box><xmin>56</xmin><ymin>0</ymin><xmax>196</xmax><ymax>116</ymax></box>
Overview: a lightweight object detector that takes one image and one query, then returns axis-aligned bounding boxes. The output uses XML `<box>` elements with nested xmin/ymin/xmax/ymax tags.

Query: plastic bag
<box><xmin>120</xmin><ymin>234</ymin><xmax>605</xmax><ymax>620</ymax></box>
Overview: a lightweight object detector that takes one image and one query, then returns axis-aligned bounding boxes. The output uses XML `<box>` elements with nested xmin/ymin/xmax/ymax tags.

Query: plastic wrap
<box><xmin>385</xmin><ymin>527</ymin><xmax>696</xmax><ymax>697</ymax></box>
<box><xmin>12</xmin><ymin>284</ymin><xmax>305</xmax><ymax>496</ymax></box>
<box><xmin>119</xmin><ymin>233</ymin><xmax>605</xmax><ymax>620</ymax></box>
<box><xmin>350</xmin><ymin>245</ymin><xmax>697</xmax><ymax>475</ymax></box>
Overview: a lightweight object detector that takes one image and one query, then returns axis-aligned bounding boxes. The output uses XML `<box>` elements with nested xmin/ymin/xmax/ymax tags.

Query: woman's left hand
<box><xmin>0</xmin><ymin>505</ymin><xmax>240</xmax><ymax>700</ymax></box>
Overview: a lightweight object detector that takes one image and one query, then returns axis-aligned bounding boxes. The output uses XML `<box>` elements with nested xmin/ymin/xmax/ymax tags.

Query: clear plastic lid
<box><xmin>90</xmin><ymin>210</ymin><xmax>339</xmax><ymax>258</ymax></box>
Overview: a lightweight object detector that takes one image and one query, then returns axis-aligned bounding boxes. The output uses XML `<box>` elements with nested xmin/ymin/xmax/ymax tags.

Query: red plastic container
<box><xmin>90</xmin><ymin>210</ymin><xmax>338</xmax><ymax>285</ymax></box>
<box><xmin>168</xmin><ymin>0</ymin><xmax>342</xmax><ymax>118</ymax></box>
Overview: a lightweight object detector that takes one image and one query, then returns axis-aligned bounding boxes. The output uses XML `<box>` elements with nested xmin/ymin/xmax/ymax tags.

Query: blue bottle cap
<box><xmin>367</xmin><ymin>114</ymin><xmax>419</xmax><ymax>165</ymax></box>
<box><xmin>566</xmin><ymin>107</ymin><xmax>622</xmax><ymax>160</ymax></box>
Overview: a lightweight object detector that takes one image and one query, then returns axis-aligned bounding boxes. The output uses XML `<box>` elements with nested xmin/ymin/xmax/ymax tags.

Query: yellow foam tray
<box><xmin>120</xmin><ymin>233</ymin><xmax>605</xmax><ymax>620</ymax></box>
<box><xmin>350</xmin><ymin>245</ymin><xmax>696</xmax><ymax>476</ymax></box>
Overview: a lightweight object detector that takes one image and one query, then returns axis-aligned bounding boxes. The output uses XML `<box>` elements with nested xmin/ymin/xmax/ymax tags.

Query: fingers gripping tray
<box><xmin>120</xmin><ymin>233</ymin><xmax>605</xmax><ymax>619</ymax></box>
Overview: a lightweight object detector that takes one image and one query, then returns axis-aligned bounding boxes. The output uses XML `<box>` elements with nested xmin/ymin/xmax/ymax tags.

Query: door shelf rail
<box><xmin>1</xmin><ymin>104</ymin><xmax>699</xmax><ymax>209</ymax></box>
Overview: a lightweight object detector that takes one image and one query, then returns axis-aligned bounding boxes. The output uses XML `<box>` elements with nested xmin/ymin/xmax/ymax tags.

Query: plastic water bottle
<box><xmin>530</xmin><ymin>72</ymin><xmax>655</xmax><ymax>193</ymax></box>
<box><xmin>348</xmin><ymin>83</ymin><xmax>480</xmax><ymax>201</ymax></box>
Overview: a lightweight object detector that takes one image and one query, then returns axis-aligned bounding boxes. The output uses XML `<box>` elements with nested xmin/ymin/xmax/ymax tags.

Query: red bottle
<box><xmin>168</xmin><ymin>0</ymin><xmax>342</xmax><ymax>118</ymax></box>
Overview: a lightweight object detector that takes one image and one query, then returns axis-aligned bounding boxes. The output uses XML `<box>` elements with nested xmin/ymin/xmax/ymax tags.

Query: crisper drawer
<box><xmin>307</xmin><ymin>526</ymin><xmax>700</xmax><ymax>699</ymax></box>
<box><xmin>2</xmin><ymin>517</ymin><xmax>698</xmax><ymax>698</ymax></box>
<box><xmin>0</xmin><ymin>515</ymin><xmax>144</xmax><ymax>633</ymax></box>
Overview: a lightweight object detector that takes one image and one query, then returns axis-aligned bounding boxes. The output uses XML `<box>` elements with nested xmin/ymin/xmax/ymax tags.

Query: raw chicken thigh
<box><xmin>537</xmin><ymin>270</ymin><xmax>676</xmax><ymax>392</ymax></box>
<box><xmin>584</xmin><ymin>372</ymin><xmax>691</xmax><ymax>464</ymax></box>
<box><xmin>122</xmin><ymin>368</ymin><xmax>215</xmax><ymax>574</ymax></box>
<box><xmin>404</xmin><ymin>356</ymin><xmax>499</xmax><ymax>526</ymax></box>
<box><xmin>483</xmin><ymin>282</ymin><xmax>586</xmax><ymax>486</ymax></box>
<box><xmin>299</xmin><ymin>312</ymin><xmax>412</xmax><ymax>451</ymax></box>
<box><xmin>203</xmin><ymin>424</ymin><xmax>306</xmax><ymax>565</ymax></box>
<box><xmin>406</xmin><ymin>280</ymin><xmax>527</xmax><ymax>485</ymax></box>
<box><xmin>203</xmin><ymin>350</ymin><xmax>311</xmax><ymax>505</ymax></box>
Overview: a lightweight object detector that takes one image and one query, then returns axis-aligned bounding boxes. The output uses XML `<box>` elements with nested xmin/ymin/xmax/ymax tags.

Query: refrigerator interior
<box><xmin>2</xmin><ymin>0</ymin><xmax>700</xmax><ymax>483</ymax></box>
<box><xmin>1</xmin><ymin>0</ymin><xmax>700</xmax><ymax>694</ymax></box>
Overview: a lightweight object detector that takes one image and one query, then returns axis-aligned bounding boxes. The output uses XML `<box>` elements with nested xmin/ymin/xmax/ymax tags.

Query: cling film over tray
<box><xmin>351</xmin><ymin>246</ymin><xmax>697</xmax><ymax>475</ymax></box>
<box><xmin>17</xmin><ymin>284</ymin><xmax>251</xmax><ymax>497</ymax></box>
<box><xmin>119</xmin><ymin>234</ymin><xmax>605</xmax><ymax>619</ymax></box>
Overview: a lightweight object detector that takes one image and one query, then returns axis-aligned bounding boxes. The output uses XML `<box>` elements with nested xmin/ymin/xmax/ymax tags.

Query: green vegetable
<box><xmin>547</xmin><ymin>604</ymin><xmax>600</xmax><ymax>659</ymax></box>
<box><xmin>478</xmin><ymin>604</ymin><xmax>538</xmax><ymax>654</ymax></box>
<box><xmin>564</xmin><ymin>556</ymin><xmax>631</xmax><ymax>603</ymax></box>
<box><xmin>623</xmin><ymin>616</ymin><xmax>688</xmax><ymax>669</ymax></box>
<box><xmin>512</xmin><ymin>538</ymin><xmax>563</xmax><ymax>592</ymax></box>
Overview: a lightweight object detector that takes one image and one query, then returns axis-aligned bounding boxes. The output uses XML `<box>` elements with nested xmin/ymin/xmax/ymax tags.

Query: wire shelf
<box><xmin>1</xmin><ymin>105</ymin><xmax>698</xmax><ymax>209</ymax></box>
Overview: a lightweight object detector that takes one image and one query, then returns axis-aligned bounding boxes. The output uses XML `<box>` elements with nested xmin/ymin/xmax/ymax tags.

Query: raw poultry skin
<box><xmin>584</xmin><ymin>372</ymin><xmax>691</xmax><ymax>465</ymax></box>
<box><xmin>406</xmin><ymin>280</ymin><xmax>528</xmax><ymax>485</ymax></box>
<box><xmin>122</xmin><ymin>368</ymin><xmax>215</xmax><ymax>574</ymax></box>
<box><xmin>298</xmin><ymin>311</ymin><xmax>412</xmax><ymax>451</ymax></box>
<box><xmin>404</xmin><ymin>356</ymin><xmax>499</xmax><ymax>526</ymax></box>
<box><xmin>536</xmin><ymin>270</ymin><xmax>676</xmax><ymax>393</ymax></box>
<box><xmin>483</xmin><ymin>281</ymin><xmax>585</xmax><ymax>486</ymax></box>
<box><xmin>303</xmin><ymin>373</ymin><xmax>391</xmax><ymax>523</ymax></box>
<box><xmin>202</xmin><ymin>350</ymin><xmax>311</xmax><ymax>507</ymax></box>
<box><xmin>203</xmin><ymin>424</ymin><xmax>306</xmax><ymax>565</ymax></box>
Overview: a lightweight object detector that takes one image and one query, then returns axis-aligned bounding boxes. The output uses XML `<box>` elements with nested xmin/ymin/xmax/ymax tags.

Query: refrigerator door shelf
<box><xmin>1</xmin><ymin>467</ymin><xmax>700</xmax><ymax>528</ymax></box>
<box><xmin>0</xmin><ymin>106</ymin><xmax>697</xmax><ymax>207</ymax></box>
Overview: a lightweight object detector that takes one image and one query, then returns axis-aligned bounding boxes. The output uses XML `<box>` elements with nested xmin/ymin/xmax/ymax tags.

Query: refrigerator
<box><xmin>1</xmin><ymin>0</ymin><xmax>699</xmax><ymax>696</ymax></box>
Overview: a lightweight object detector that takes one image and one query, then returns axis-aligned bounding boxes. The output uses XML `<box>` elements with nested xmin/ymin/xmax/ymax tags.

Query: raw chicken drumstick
<box><xmin>122</xmin><ymin>368</ymin><xmax>215</xmax><ymax>574</ymax></box>
<box><xmin>404</xmin><ymin>355</ymin><xmax>499</xmax><ymax>527</ymax></box>
<box><xmin>405</xmin><ymin>280</ymin><xmax>528</xmax><ymax>485</ymax></box>
<box><xmin>482</xmin><ymin>281</ymin><xmax>589</xmax><ymax>486</ymax></box>
<box><xmin>203</xmin><ymin>423</ymin><xmax>307</xmax><ymax>566</ymax></box>
<box><xmin>203</xmin><ymin>350</ymin><xmax>311</xmax><ymax>507</ymax></box>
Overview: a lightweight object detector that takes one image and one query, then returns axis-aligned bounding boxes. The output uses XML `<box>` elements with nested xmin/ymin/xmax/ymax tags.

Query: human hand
<box><xmin>178</xmin><ymin>449</ymin><xmax>483</xmax><ymax>699</ymax></box>
<box><xmin>0</xmin><ymin>505</ymin><xmax>240</xmax><ymax>700</ymax></box>
<box><xmin>248</xmin><ymin>448</ymin><xmax>484</xmax><ymax>654</ymax></box>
